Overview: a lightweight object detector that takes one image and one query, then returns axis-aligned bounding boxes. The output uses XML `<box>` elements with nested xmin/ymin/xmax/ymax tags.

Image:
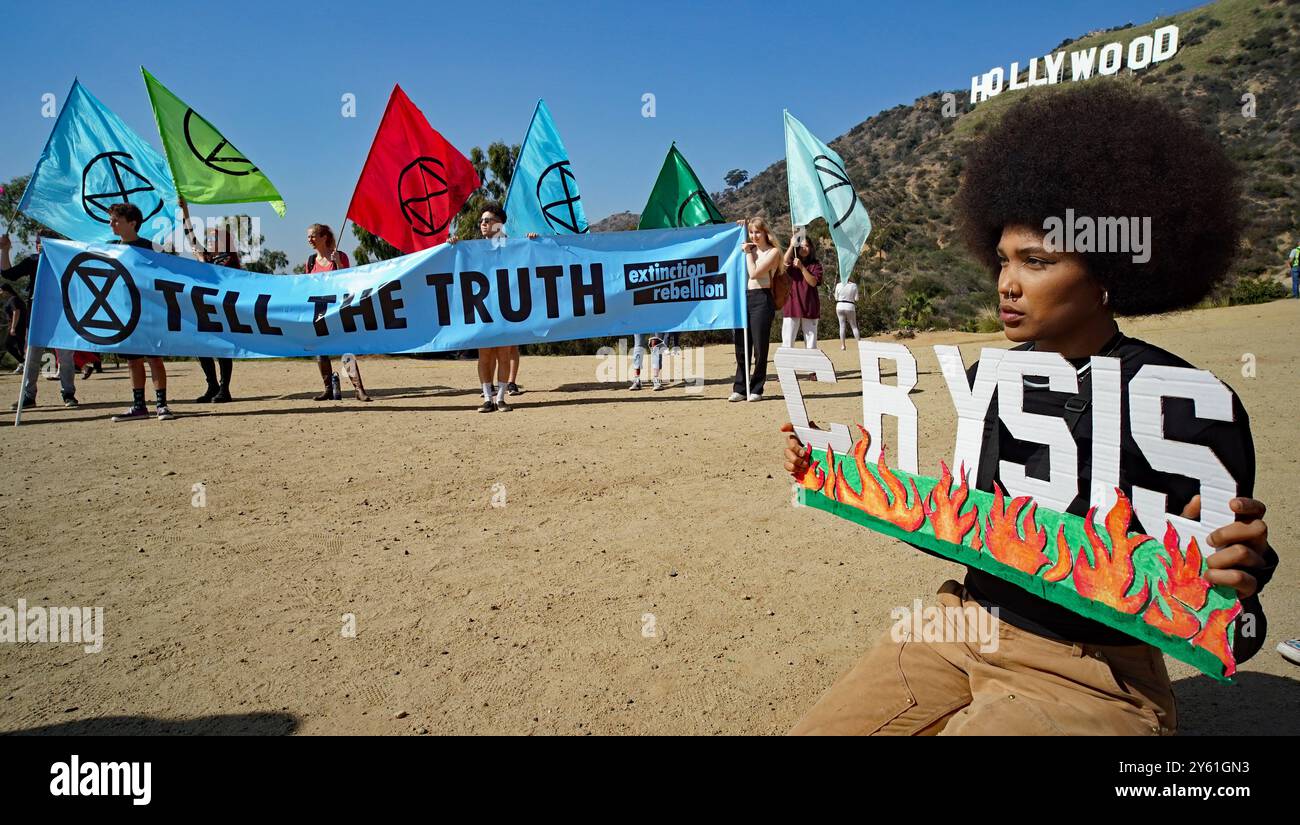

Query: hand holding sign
<box><xmin>781</xmin><ymin>420</ymin><xmax>817</xmax><ymax>476</ymax></box>
<box><xmin>1183</xmin><ymin>495</ymin><xmax>1271</xmax><ymax>600</ymax></box>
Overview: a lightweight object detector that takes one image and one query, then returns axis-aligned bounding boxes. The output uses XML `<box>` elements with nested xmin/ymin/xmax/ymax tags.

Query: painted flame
<box><xmin>1070</xmin><ymin>490</ymin><xmax>1152</xmax><ymax>615</ymax></box>
<box><xmin>923</xmin><ymin>461</ymin><xmax>979</xmax><ymax>544</ymax></box>
<box><xmin>1156</xmin><ymin>524</ymin><xmax>1210</xmax><ymax>611</ymax></box>
<box><xmin>1192</xmin><ymin>602</ymin><xmax>1242</xmax><ymax>678</ymax></box>
<box><xmin>1044</xmin><ymin>525</ymin><xmax>1074</xmax><ymax>582</ymax></box>
<box><xmin>830</xmin><ymin>427</ymin><xmax>925</xmax><ymax>532</ymax></box>
<box><xmin>795</xmin><ymin>448</ymin><xmax>825</xmax><ymax>493</ymax></box>
<box><xmin>983</xmin><ymin>483</ymin><xmax>1049</xmax><ymax>575</ymax></box>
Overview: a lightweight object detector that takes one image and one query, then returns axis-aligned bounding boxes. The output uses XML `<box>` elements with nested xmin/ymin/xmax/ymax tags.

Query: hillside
<box><xmin>693</xmin><ymin>0</ymin><xmax>1299</xmax><ymax>333</ymax></box>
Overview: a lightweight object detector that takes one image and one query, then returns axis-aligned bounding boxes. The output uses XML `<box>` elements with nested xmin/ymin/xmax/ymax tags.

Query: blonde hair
<box><xmin>747</xmin><ymin>216</ymin><xmax>783</xmax><ymax>258</ymax></box>
<box><xmin>747</xmin><ymin>217</ymin><xmax>785</xmax><ymax>286</ymax></box>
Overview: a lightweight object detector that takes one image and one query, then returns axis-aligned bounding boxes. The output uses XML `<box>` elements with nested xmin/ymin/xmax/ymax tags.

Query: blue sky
<box><xmin>2</xmin><ymin>0</ymin><xmax>1199</xmax><ymax>260</ymax></box>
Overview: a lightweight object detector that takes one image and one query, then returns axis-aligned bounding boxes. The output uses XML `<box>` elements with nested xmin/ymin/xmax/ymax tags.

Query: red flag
<box><xmin>346</xmin><ymin>85</ymin><xmax>479</xmax><ymax>253</ymax></box>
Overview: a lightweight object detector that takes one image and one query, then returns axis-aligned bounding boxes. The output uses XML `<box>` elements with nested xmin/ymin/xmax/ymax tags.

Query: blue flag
<box><xmin>504</xmin><ymin>100</ymin><xmax>588</xmax><ymax>238</ymax></box>
<box><xmin>19</xmin><ymin>79</ymin><xmax>179</xmax><ymax>245</ymax></box>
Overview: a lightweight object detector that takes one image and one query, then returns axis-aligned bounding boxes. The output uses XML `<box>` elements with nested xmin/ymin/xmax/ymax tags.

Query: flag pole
<box><xmin>741</xmin><ymin>220</ymin><xmax>751</xmax><ymax>398</ymax></box>
<box><xmin>12</xmin><ymin>281</ymin><xmax>37</xmax><ymax>428</ymax></box>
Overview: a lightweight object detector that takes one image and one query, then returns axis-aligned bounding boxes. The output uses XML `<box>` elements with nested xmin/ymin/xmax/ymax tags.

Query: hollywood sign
<box><xmin>970</xmin><ymin>24</ymin><xmax>1181</xmax><ymax>104</ymax></box>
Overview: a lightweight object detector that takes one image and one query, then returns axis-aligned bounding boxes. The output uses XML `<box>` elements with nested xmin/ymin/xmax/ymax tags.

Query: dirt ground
<box><xmin>1</xmin><ymin>299</ymin><xmax>1296</xmax><ymax>735</ymax></box>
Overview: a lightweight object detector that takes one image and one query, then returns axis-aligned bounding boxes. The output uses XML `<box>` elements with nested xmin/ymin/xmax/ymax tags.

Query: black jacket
<box><xmin>962</xmin><ymin>333</ymin><xmax>1276</xmax><ymax>663</ymax></box>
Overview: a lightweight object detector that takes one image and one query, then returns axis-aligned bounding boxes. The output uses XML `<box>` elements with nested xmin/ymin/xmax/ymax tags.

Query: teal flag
<box><xmin>504</xmin><ymin>100</ymin><xmax>588</xmax><ymax>237</ymax></box>
<box><xmin>19</xmin><ymin>79</ymin><xmax>179</xmax><ymax>245</ymax></box>
<box><xmin>784</xmin><ymin>110</ymin><xmax>871</xmax><ymax>281</ymax></box>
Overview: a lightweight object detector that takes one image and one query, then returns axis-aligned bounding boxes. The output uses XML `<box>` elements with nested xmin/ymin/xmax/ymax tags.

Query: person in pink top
<box><xmin>304</xmin><ymin>223</ymin><xmax>371</xmax><ymax>402</ymax></box>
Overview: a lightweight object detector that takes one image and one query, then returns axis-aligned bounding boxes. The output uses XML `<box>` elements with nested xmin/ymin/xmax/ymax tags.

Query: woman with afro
<box><xmin>782</xmin><ymin>83</ymin><xmax>1279</xmax><ymax>735</ymax></box>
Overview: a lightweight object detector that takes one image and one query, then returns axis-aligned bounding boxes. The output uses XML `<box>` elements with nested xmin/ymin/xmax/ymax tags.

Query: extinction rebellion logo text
<box><xmin>625</xmin><ymin>256</ymin><xmax>726</xmax><ymax>305</ymax></box>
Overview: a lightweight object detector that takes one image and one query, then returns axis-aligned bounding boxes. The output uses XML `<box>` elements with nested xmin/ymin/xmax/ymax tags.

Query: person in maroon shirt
<box><xmin>780</xmin><ymin>234</ymin><xmax>823</xmax><ymax>350</ymax></box>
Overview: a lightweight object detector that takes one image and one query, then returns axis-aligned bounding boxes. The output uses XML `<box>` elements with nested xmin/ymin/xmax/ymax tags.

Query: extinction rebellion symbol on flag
<box><xmin>60</xmin><ymin>252</ymin><xmax>141</xmax><ymax>345</ymax></box>
<box><xmin>678</xmin><ymin>190</ymin><xmax>726</xmax><ymax>226</ymax></box>
<box><xmin>80</xmin><ymin>152</ymin><xmax>166</xmax><ymax>225</ymax></box>
<box><xmin>398</xmin><ymin>156</ymin><xmax>451</xmax><ymax>237</ymax></box>
<box><xmin>813</xmin><ymin>154</ymin><xmax>859</xmax><ymax>230</ymax></box>
<box><xmin>537</xmin><ymin>161</ymin><xmax>586</xmax><ymax>234</ymax></box>
<box><xmin>183</xmin><ymin>109</ymin><xmax>258</xmax><ymax>176</ymax></box>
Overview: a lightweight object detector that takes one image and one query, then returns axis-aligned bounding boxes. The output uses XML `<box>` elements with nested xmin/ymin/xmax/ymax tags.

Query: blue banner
<box><xmin>29</xmin><ymin>224</ymin><xmax>745</xmax><ymax>357</ymax></box>
<box><xmin>18</xmin><ymin>79</ymin><xmax>180</xmax><ymax>245</ymax></box>
<box><xmin>504</xmin><ymin>99</ymin><xmax>589</xmax><ymax>238</ymax></box>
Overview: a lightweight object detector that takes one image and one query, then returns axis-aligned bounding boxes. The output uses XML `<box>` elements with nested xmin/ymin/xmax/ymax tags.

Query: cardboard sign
<box><xmin>777</xmin><ymin>344</ymin><xmax>1245</xmax><ymax>681</ymax></box>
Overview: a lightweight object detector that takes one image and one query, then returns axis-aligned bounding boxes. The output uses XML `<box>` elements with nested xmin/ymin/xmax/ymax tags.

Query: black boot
<box><xmin>196</xmin><ymin>358</ymin><xmax>219</xmax><ymax>402</ymax></box>
<box><xmin>212</xmin><ymin>359</ymin><xmax>233</xmax><ymax>402</ymax></box>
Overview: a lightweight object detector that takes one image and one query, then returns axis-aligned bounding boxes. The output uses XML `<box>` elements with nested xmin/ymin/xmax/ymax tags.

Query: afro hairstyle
<box><xmin>953</xmin><ymin>82</ymin><xmax>1242</xmax><ymax>316</ymax></box>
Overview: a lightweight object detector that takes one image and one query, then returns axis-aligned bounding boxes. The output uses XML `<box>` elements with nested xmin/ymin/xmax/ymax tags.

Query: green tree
<box><xmin>351</xmin><ymin>224</ymin><xmax>402</xmax><ymax>265</ymax></box>
<box><xmin>724</xmin><ymin>168</ymin><xmax>750</xmax><ymax>190</ymax></box>
<box><xmin>244</xmin><ymin>244</ymin><xmax>289</xmax><ymax>273</ymax></box>
<box><xmin>0</xmin><ymin>176</ymin><xmax>49</xmax><ymax>250</ymax></box>
<box><xmin>453</xmin><ymin>141</ymin><xmax>520</xmax><ymax>241</ymax></box>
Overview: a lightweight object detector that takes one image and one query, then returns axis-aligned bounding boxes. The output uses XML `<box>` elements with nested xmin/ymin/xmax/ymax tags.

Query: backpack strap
<box><xmin>1061</xmin><ymin>331</ymin><xmax>1127</xmax><ymax>434</ymax></box>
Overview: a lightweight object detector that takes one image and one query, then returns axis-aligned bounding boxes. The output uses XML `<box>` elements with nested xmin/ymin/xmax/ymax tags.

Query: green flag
<box><xmin>784</xmin><ymin>110</ymin><xmax>870</xmax><ymax>281</ymax></box>
<box><xmin>638</xmin><ymin>143</ymin><xmax>724</xmax><ymax>229</ymax></box>
<box><xmin>142</xmin><ymin>67</ymin><xmax>285</xmax><ymax>216</ymax></box>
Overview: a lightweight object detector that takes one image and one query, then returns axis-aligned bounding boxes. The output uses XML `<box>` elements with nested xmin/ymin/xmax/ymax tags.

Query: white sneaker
<box><xmin>747</xmin><ymin>393</ymin><xmax>762</xmax><ymax>402</ymax></box>
<box><xmin>629</xmin><ymin>378</ymin><xmax>642</xmax><ymax>391</ymax></box>
<box><xmin>1279</xmin><ymin>639</ymin><xmax>1300</xmax><ymax>666</ymax></box>
<box><xmin>652</xmin><ymin>378</ymin><xmax>663</xmax><ymax>391</ymax></box>
<box><xmin>727</xmin><ymin>392</ymin><xmax>744</xmax><ymax>402</ymax></box>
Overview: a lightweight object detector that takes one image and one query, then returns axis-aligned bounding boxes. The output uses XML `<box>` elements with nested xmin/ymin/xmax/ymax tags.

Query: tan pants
<box><xmin>791</xmin><ymin>581</ymin><xmax>1177</xmax><ymax>735</ymax></box>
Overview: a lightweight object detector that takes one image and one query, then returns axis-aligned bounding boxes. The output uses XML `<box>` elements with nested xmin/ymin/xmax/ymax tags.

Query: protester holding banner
<box><xmin>780</xmin><ymin>235</ymin><xmax>823</xmax><ymax>349</ymax></box>
<box><xmin>448</xmin><ymin>204</ymin><xmax>540</xmax><ymax>412</ymax></box>
<box><xmin>730</xmin><ymin>218</ymin><xmax>783</xmax><ymax>402</ymax></box>
<box><xmin>304</xmin><ymin>224</ymin><xmax>371</xmax><ymax>402</ymax></box>
<box><xmin>2</xmin><ymin>283</ymin><xmax>28</xmax><ymax>365</ymax></box>
<box><xmin>108</xmin><ymin>204</ymin><xmax>174</xmax><ymax>422</ymax></box>
<box><xmin>3</xmin><ymin>231</ymin><xmax>79</xmax><ymax>410</ymax></box>
<box><xmin>783</xmin><ymin>84</ymin><xmax>1278</xmax><ymax>735</ymax></box>
<box><xmin>1</xmin><ymin>230</ymin><xmax>57</xmax><ymax>290</ymax></box>
<box><xmin>450</xmin><ymin>204</ymin><xmax>516</xmax><ymax>413</ymax></box>
<box><xmin>188</xmin><ymin>217</ymin><xmax>241</xmax><ymax>403</ymax></box>
<box><xmin>630</xmin><ymin>334</ymin><xmax>665</xmax><ymax>391</ymax></box>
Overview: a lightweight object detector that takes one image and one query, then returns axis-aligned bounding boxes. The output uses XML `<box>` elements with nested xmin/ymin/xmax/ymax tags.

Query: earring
<box><xmin>1102</xmin><ymin>290</ymin><xmax>1110</xmax><ymax>306</ymax></box>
